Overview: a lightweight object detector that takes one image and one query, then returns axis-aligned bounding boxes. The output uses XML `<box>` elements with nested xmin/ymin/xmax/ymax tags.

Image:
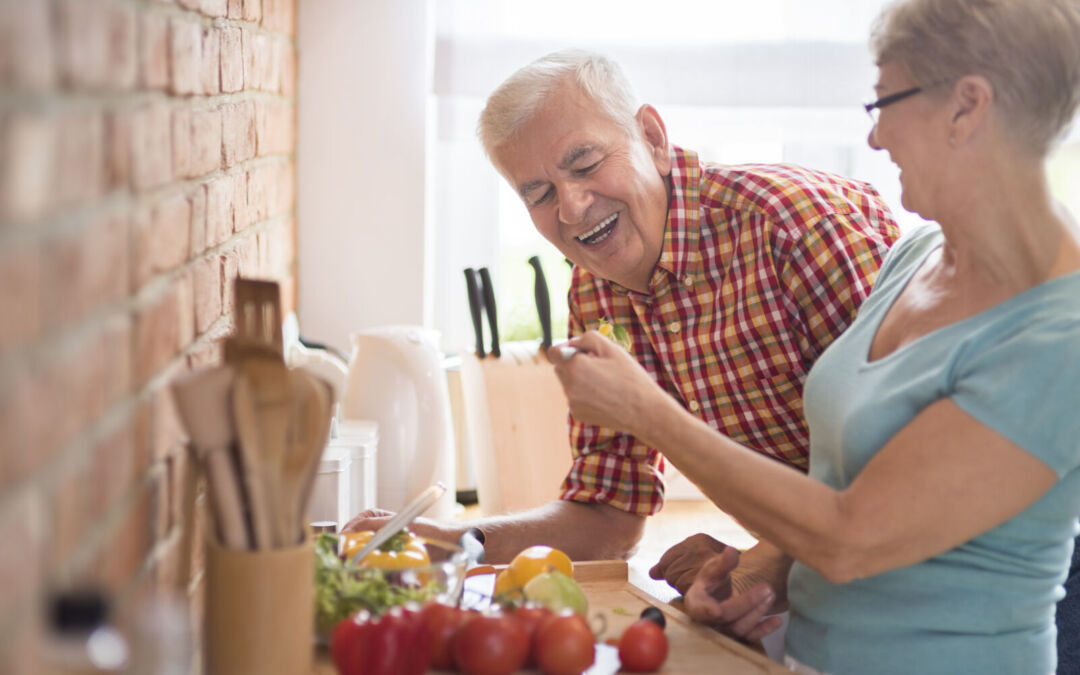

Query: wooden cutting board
<box><xmin>314</xmin><ymin>560</ymin><xmax>787</xmax><ymax>674</ymax></box>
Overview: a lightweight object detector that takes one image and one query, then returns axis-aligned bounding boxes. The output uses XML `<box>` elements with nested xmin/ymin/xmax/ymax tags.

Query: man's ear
<box><xmin>637</xmin><ymin>104</ymin><xmax>671</xmax><ymax>176</ymax></box>
<box><xmin>948</xmin><ymin>74</ymin><xmax>994</xmax><ymax>146</ymax></box>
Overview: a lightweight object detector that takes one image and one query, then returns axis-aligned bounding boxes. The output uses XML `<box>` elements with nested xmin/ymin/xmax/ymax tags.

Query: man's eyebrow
<box><xmin>519</xmin><ymin>179</ymin><xmax>547</xmax><ymax>199</ymax></box>
<box><xmin>558</xmin><ymin>145</ymin><xmax>595</xmax><ymax>170</ymax></box>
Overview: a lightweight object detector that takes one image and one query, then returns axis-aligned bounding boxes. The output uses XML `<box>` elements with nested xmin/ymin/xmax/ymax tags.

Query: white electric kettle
<box><xmin>341</xmin><ymin>326</ymin><xmax>456</xmax><ymax>519</ymax></box>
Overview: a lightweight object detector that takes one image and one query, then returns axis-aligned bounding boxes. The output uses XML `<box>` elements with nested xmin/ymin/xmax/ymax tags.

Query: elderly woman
<box><xmin>551</xmin><ymin>0</ymin><xmax>1080</xmax><ymax>672</ymax></box>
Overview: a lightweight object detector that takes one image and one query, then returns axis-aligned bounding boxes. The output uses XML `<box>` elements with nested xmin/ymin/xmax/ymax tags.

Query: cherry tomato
<box><xmin>452</xmin><ymin>612</ymin><xmax>529</xmax><ymax>675</ymax></box>
<box><xmin>618</xmin><ymin>618</ymin><xmax>668</xmax><ymax>672</ymax></box>
<box><xmin>418</xmin><ymin>601</ymin><xmax>474</xmax><ymax>670</ymax></box>
<box><xmin>509</xmin><ymin>605</ymin><xmax>553</xmax><ymax>667</ymax></box>
<box><xmin>534</xmin><ymin>610</ymin><xmax>595</xmax><ymax>675</ymax></box>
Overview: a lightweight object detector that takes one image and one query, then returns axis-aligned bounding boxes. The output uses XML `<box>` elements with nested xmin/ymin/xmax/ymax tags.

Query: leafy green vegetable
<box><xmin>313</xmin><ymin>533</ymin><xmax>444</xmax><ymax>638</ymax></box>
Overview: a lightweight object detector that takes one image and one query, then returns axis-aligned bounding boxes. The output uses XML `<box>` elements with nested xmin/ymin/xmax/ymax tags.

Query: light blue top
<box><xmin>785</xmin><ymin>225</ymin><xmax>1080</xmax><ymax>674</ymax></box>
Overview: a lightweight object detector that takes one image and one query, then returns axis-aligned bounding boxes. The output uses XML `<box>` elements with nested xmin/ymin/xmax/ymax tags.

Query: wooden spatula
<box><xmin>227</xmin><ymin>279</ymin><xmax>292</xmax><ymax>549</ymax></box>
<box><xmin>282</xmin><ymin>369</ymin><xmax>333</xmax><ymax>545</ymax></box>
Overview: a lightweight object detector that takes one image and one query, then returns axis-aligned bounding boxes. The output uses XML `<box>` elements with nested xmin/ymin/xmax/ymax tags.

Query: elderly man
<box><xmin>344</xmin><ymin>49</ymin><xmax>899</xmax><ymax>634</ymax></box>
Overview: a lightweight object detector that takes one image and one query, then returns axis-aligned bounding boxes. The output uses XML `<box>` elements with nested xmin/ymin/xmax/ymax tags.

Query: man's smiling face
<box><xmin>494</xmin><ymin>82</ymin><xmax>672</xmax><ymax>293</ymax></box>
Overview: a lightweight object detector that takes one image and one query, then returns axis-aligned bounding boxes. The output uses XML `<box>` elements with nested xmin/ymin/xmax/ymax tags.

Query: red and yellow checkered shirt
<box><xmin>560</xmin><ymin>146</ymin><xmax>900</xmax><ymax>516</ymax></box>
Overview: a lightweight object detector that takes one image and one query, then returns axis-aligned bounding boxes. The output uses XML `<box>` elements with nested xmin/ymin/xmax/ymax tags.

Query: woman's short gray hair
<box><xmin>870</xmin><ymin>0</ymin><xmax>1080</xmax><ymax>156</ymax></box>
<box><xmin>478</xmin><ymin>50</ymin><xmax>639</xmax><ymax>170</ymax></box>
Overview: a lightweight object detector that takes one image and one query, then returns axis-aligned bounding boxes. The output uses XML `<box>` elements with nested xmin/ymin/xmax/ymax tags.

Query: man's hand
<box><xmin>651</xmin><ymin>534</ymin><xmax>785</xmax><ymax>642</ymax></box>
<box><xmin>340</xmin><ymin>510</ymin><xmax>460</xmax><ymax>543</ymax></box>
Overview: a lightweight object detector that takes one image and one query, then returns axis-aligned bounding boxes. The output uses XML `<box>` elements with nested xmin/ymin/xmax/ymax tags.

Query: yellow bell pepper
<box><xmin>341</xmin><ymin>529</ymin><xmax>431</xmax><ymax>569</ymax></box>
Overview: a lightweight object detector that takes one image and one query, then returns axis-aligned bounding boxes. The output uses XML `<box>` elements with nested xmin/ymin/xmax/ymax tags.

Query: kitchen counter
<box><xmin>314</xmin><ymin>560</ymin><xmax>787</xmax><ymax>674</ymax></box>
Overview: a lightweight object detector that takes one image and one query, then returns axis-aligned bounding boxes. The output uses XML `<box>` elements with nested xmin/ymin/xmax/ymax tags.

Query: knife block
<box><xmin>204</xmin><ymin>535</ymin><xmax>313</xmax><ymax>675</ymax></box>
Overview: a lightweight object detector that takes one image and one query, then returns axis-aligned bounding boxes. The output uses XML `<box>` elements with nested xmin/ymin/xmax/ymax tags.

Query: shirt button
<box><xmin>682</xmin><ymin>274</ymin><xmax>693</xmax><ymax>287</ymax></box>
<box><xmin>688</xmin><ymin>400</ymin><xmax>700</xmax><ymax>412</ymax></box>
<box><xmin>668</xmin><ymin>321</ymin><xmax>681</xmax><ymax>334</ymax></box>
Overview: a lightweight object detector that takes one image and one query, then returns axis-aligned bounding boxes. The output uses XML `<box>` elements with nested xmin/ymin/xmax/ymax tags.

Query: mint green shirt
<box><xmin>786</xmin><ymin>225</ymin><xmax>1080</xmax><ymax>674</ymax></box>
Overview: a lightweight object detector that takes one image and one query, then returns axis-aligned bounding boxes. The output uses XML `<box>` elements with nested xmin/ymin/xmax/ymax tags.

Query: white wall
<box><xmin>297</xmin><ymin>0</ymin><xmax>434</xmax><ymax>353</ymax></box>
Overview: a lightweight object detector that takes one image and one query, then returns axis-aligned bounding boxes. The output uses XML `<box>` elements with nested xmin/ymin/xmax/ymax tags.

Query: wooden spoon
<box><xmin>282</xmin><ymin>369</ymin><xmax>333</xmax><ymax>544</ymax></box>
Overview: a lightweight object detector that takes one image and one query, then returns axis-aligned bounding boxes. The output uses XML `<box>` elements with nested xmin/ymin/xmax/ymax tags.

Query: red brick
<box><xmin>255</xmin><ymin>101</ymin><xmax>294</xmax><ymax>156</ymax></box>
<box><xmin>134</xmin><ymin>286</ymin><xmax>181</xmax><ymax>387</ymax></box>
<box><xmin>262</xmin><ymin>0</ymin><xmax>295</xmax><ymax>37</ymax></box>
<box><xmin>232</xmin><ymin>170</ymin><xmax>249</xmax><ymax>231</ymax></box>
<box><xmin>41</xmin><ymin>214</ymin><xmax>129</xmax><ymax>330</ymax></box>
<box><xmin>221</xmin><ymin>249</ymin><xmax>240</xmax><ymax>314</ymax></box>
<box><xmin>246</xmin><ymin>164</ymin><xmax>269</xmax><ymax>223</ymax></box>
<box><xmin>131</xmin><ymin>103</ymin><xmax>173</xmax><ymax>191</ymax></box>
<box><xmin>171</xmin><ymin>107</ymin><xmax>192</xmax><ymax>179</ymax></box>
<box><xmin>237</xmin><ymin>232</ymin><xmax>259</xmax><ymax>276</ymax></box>
<box><xmin>0</xmin><ymin>239</ymin><xmax>40</xmax><ymax>352</ymax></box>
<box><xmin>3</xmin><ymin>363</ymin><xmax>60</xmax><ymax>479</ymax></box>
<box><xmin>57</xmin><ymin>0</ymin><xmax>137</xmax><ymax>91</ymax></box>
<box><xmin>50</xmin><ymin>452</ymin><xmax>92</xmax><ymax>564</ymax></box>
<box><xmin>243</xmin><ymin>0</ymin><xmax>261</xmax><ymax>23</ymax></box>
<box><xmin>101</xmin><ymin>312</ymin><xmax>133</xmax><ymax>410</ymax></box>
<box><xmin>54</xmin><ymin>110</ymin><xmax>106</xmax><ymax>209</ymax></box>
<box><xmin>169</xmin><ymin>17</ymin><xmax>202</xmax><ymax>96</ymax></box>
<box><xmin>138</xmin><ymin>8</ymin><xmax>170</xmax><ymax>90</ymax></box>
<box><xmin>132</xmin><ymin>192</ymin><xmax>191</xmax><ymax>289</ymax></box>
<box><xmin>205</xmin><ymin>174</ymin><xmax>233</xmax><ymax>246</ymax></box>
<box><xmin>256</xmin><ymin>33</ymin><xmax>281</xmax><ymax>92</ymax></box>
<box><xmin>0</xmin><ymin>112</ymin><xmax>57</xmax><ymax>222</ymax></box>
<box><xmin>201</xmin><ymin>0</ymin><xmax>228</xmax><ymax>17</ymax></box>
<box><xmin>200</xmin><ymin>25</ymin><xmax>220</xmax><ymax>95</ymax></box>
<box><xmin>188</xmin><ymin>333</ymin><xmax>224</xmax><ymax>368</ymax></box>
<box><xmin>190</xmin><ymin>107</ymin><xmax>222</xmax><ymax>177</ymax></box>
<box><xmin>0</xmin><ymin>491</ymin><xmax>44</xmax><ymax>621</ymax></box>
<box><xmin>227</xmin><ymin>0</ymin><xmax>243</xmax><ymax>19</ymax></box>
<box><xmin>97</xmin><ymin>486</ymin><xmax>154</xmax><ymax>593</ymax></box>
<box><xmin>240</xmin><ymin>26</ymin><xmax>256</xmax><ymax>91</ymax></box>
<box><xmin>0</xmin><ymin>0</ymin><xmax>57</xmax><ymax>90</ymax></box>
<box><xmin>280</xmin><ymin>43</ymin><xmax>296</xmax><ymax>98</ymax></box>
<box><xmin>177</xmin><ymin>270</ymin><xmax>196</xmax><ymax>350</ymax></box>
<box><xmin>106</xmin><ymin>109</ymin><xmax>133</xmax><ymax>190</ymax></box>
<box><xmin>89</xmin><ymin>415</ymin><xmax>137</xmax><ymax>522</ymax></box>
<box><xmin>189</xmin><ymin>185</ymin><xmax>207</xmax><ymax>255</ymax></box>
<box><xmin>220</xmin><ymin>26</ymin><xmax>243</xmax><ymax>93</ymax></box>
<box><xmin>153</xmin><ymin>376</ymin><xmax>187</xmax><ymax>464</ymax></box>
<box><xmin>194</xmin><ymin>256</ymin><xmax>223</xmax><ymax>333</ymax></box>
<box><xmin>221</xmin><ymin>101</ymin><xmax>255</xmax><ymax>166</ymax></box>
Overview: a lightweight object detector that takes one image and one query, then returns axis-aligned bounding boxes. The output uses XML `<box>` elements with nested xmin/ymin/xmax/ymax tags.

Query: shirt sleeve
<box><xmin>779</xmin><ymin>210</ymin><xmax>900</xmax><ymax>369</ymax></box>
<box><xmin>559</xmin><ymin>284</ymin><xmax>666</xmax><ymax>516</ymax></box>
<box><xmin>951</xmin><ymin>314</ymin><xmax>1080</xmax><ymax>477</ymax></box>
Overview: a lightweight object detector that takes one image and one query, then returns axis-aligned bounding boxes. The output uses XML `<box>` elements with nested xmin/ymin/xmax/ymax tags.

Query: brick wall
<box><xmin>0</xmin><ymin>0</ymin><xmax>297</xmax><ymax>669</ymax></box>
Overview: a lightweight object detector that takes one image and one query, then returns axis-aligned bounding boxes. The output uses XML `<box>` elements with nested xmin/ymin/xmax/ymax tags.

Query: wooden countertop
<box><xmin>315</xmin><ymin>560</ymin><xmax>787</xmax><ymax>674</ymax></box>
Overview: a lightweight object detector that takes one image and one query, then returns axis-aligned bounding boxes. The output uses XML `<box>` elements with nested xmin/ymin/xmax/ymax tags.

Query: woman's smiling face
<box><xmin>868</xmin><ymin>62</ymin><xmax>950</xmax><ymax>220</ymax></box>
<box><xmin>494</xmin><ymin>82</ymin><xmax>671</xmax><ymax>293</ymax></box>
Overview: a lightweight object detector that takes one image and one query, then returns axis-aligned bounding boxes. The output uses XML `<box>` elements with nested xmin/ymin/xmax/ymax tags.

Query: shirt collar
<box><xmin>643</xmin><ymin>145</ymin><xmax>703</xmax><ymax>297</ymax></box>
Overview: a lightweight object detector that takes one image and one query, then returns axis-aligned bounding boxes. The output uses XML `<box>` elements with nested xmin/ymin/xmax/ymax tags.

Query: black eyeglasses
<box><xmin>863</xmin><ymin>86</ymin><xmax>923</xmax><ymax>124</ymax></box>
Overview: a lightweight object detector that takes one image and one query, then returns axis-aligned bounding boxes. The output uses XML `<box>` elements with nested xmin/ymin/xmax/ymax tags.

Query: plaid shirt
<box><xmin>560</xmin><ymin>146</ymin><xmax>900</xmax><ymax>516</ymax></box>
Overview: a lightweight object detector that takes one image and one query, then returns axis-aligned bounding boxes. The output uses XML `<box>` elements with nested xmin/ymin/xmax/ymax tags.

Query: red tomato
<box><xmin>617</xmin><ymin>619</ymin><xmax>668</xmax><ymax>672</ymax></box>
<box><xmin>419</xmin><ymin>601</ymin><xmax>473</xmax><ymax>670</ymax></box>
<box><xmin>452</xmin><ymin>612</ymin><xmax>529</xmax><ymax>675</ymax></box>
<box><xmin>329</xmin><ymin>606</ymin><xmax>430</xmax><ymax>675</ymax></box>
<box><xmin>329</xmin><ymin>610</ymin><xmax>373</xmax><ymax>675</ymax></box>
<box><xmin>534</xmin><ymin>610</ymin><xmax>595</xmax><ymax>675</ymax></box>
<box><xmin>509</xmin><ymin>605</ymin><xmax>553</xmax><ymax>667</ymax></box>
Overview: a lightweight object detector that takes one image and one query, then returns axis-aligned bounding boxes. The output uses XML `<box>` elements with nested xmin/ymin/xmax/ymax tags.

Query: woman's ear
<box><xmin>637</xmin><ymin>104</ymin><xmax>671</xmax><ymax>175</ymax></box>
<box><xmin>948</xmin><ymin>74</ymin><xmax>994</xmax><ymax>146</ymax></box>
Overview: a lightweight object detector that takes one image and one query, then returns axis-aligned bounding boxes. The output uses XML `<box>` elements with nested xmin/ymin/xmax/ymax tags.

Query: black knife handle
<box><xmin>478</xmin><ymin>267</ymin><xmax>500</xmax><ymax>358</ymax></box>
<box><xmin>464</xmin><ymin>268</ymin><xmax>485</xmax><ymax>358</ymax></box>
<box><xmin>528</xmin><ymin>256</ymin><xmax>552</xmax><ymax>350</ymax></box>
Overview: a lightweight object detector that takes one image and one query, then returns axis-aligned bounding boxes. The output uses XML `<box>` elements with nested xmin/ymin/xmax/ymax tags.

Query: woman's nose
<box><xmin>867</xmin><ymin>124</ymin><xmax>882</xmax><ymax>150</ymax></box>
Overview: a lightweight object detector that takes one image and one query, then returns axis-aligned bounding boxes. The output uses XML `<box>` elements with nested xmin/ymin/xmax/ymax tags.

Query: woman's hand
<box><xmin>549</xmin><ymin>331</ymin><xmax>665</xmax><ymax>437</ymax></box>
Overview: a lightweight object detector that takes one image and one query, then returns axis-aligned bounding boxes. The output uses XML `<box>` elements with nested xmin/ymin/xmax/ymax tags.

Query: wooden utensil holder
<box><xmin>205</xmin><ymin>534</ymin><xmax>314</xmax><ymax>675</ymax></box>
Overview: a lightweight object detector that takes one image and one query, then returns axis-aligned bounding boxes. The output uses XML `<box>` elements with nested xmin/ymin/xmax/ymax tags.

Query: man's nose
<box><xmin>558</xmin><ymin>183</ymin><xmax>593</xmax><ymax>226</ymax></box>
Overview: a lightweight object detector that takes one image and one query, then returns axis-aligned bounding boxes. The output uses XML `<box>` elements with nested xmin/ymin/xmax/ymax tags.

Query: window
<box><xmin>430</xmin><ymin>0</ymin><xmax>1080</xmax><ymax>350</ymax></box>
